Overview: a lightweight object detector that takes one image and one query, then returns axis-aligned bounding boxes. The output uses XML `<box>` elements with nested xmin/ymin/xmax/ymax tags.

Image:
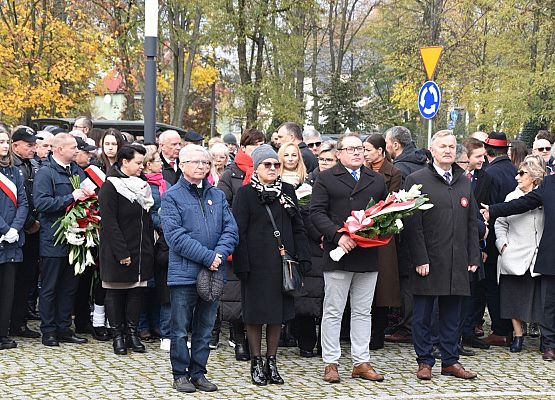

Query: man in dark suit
<box><xmin>311</xmin><ymin>133</ymin><xmax>387</xmax><ymax>383</ymax></box>
<box><xmin>481</xmin><ymin>132</ymin><xmax>517</xmax><ymax>346</ymax></box>
<box><xmin>159</xmin><ymin>130</ymin><xmax>182</xmax><ymax>185</ymax></box>
<box><xmin>276</xmin><ymin>122</ymin><xmax>318</xmax><ymax>173</ymax></box>
<box><xmin>33</xmin><ymin>133</ymin><xmax>91</xmax><ymax>347</ymax></box>
<box><xmin>482</xmin><ymin>174</ymin><xmax>555</xmax><ymax>361</ymax></box>
<box><xmin>405</xmin><ymin>130</ymin><xmax>480</xmax><ymax>380</ymax></box>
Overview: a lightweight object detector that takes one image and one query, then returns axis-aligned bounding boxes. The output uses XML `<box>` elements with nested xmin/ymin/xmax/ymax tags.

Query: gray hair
<box><xmin>430</xmin><ymin>130</ymin><xmax>455</xmax><ymax>146</ymax></box>
<box><xmin>303</xmin><ymin>126</ymin><xmax>321</xmax><ymax>142</ymax></box>
<box><xmin>384</xmin><ymin>126</ymin><xmax>412</xmax><ymax>147</ymax></box>
<box><xmin>319</xmin><ymin>140</ymin><xmax>337</xmax><ymax>154</ymax></box>
<box><xmin>520</xmin><ymin>155</ymin><xmax>546</xmax><ymax>185</ymax></box>
<box><xmin>209</xmin><ymin>142</ymin><xmax>229</xmax><ymax>157</ymax></box>
<box><xmin>159</xmin><ymin>129</ymin><xmax>181</xmax><ymax>144</ymax></box>
<box><xmin>179</xmin><ymin>144</ymin><xmax>210</xmax><ymax>161</ymax></box>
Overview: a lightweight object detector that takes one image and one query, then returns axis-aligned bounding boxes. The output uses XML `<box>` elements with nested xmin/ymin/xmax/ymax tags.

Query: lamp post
<box><xmin>144</xmin><ymin>0</ymin><xmax>158</xmax><ymax>144</ymax></box>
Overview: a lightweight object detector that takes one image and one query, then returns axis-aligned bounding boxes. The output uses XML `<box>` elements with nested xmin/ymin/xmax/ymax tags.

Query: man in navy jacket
<box><xmin>160</xmin><ymin>144</ymin><xmax>238</xmax><ymax>393</ymax></box>
<box><xmin>33</xmin><ymin>133</ymin><xmax>90</xmax><ymax>347</ymax></box>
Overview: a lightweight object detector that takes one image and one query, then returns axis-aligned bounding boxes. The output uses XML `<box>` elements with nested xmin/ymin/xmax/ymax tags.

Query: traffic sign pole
<box><xmin>428</xmin><ymin>119</ymin><xmax>432</xmax><ymax>149</ymax></box>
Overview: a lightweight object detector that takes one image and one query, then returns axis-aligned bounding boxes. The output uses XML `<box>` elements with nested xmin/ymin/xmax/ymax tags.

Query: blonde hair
<box><xmin>142</xmin><ymin>145</ymin><xmax>160</xmax><ymax>169</ymax></box>
<box><xmin>520</xmin><ymin>155</ymin><xmax>546</xmax><ymax>186</ymax></box>
<box><xmin>208</xmin><ymin>137</ymin><xmax>224</xmax><ymax>149</ymax></box>
<box><xmin>278</xmin><ymin>141</ymin><xmax>306</xmax><ymax>183</ymax></box>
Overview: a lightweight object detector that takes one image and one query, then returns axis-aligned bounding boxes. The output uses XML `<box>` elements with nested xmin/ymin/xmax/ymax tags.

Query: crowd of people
<box><xmin>0</xmin><ymin>117</ymin><xmax>553</xmax><ymax>393</ymax></box>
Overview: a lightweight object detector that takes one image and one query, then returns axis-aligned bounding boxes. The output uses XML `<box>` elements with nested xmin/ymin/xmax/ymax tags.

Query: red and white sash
<box><xmin>0</xmin><ymin>171</ymin><xmax>17</xmax><ymax>206</ymax></box>
<box><xmin>84</xmin><ymin>165</ymin><xmax>106</xmax><ymax>189</ymax></box>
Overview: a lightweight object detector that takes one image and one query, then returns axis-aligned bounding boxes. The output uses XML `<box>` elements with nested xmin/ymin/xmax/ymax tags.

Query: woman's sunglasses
<box><xmin>517</xmin><ymin>170</ymin><xmax>528</xmax><ymax>176</ymax></box>
<box><xmin>262</xmin><ymin>162</ymin><xmax>281</xmax><ymax>169</ymax></box>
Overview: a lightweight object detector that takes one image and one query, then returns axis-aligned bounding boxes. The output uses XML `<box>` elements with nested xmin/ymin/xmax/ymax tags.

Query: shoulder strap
<box><xmin>265</xmin><ymin>204</ymin><xmax>285</xmax><ymax>255</ymax></box>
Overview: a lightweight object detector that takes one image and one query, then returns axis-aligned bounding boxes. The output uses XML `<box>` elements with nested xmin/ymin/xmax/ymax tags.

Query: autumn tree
<box><xmin>0</xmin><ymin>1</ymin><xmax>102</xmax><ymax>124</ymax></box>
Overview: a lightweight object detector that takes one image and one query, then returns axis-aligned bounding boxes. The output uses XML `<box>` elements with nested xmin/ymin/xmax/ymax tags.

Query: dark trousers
<box><xmin>295</xmin><ymin>315</ymin><xmax>319</xmax><ymax>352</ymax></box>
<box><xmin>74</xmin><ymin>268</ymin><xmax>106</xmax><ymax>331</ymax></box>
<box><xmin>10</xmin><ymin>233</ymin><xmax>39</xmax><ymax>331</ymax></box>
<box><xmin>461</xmin><ymin>280</ymin><xmax>479</xmax><ymax>337</ymax></box>
<box><xmin>413</xmin><ymin>295</ymin><xmax>462</xmax><ymax>367</ymax></box>
<box><xmin>39</xmin><ymin>257</ymin><xmax>79</xmax><ymax>335</ymax></box>
<box><xmin>540</xmin><ymin>275</ymin><xmax>555</xmax><ymax>349</ymax></box>
<box><xmin>396</xmin><ymin>275</ymin><xmax>413</xmax><ymax>333</ymax></box>
<box><xmin>104</xmin><ymin>287</ymin><xmax>143</xmax><ymax>328</ymax></box>
<box><xmin>0</xmin><ymin>263</ymin><xmax>17</xmax><ymax>336</ymax></box>
<box><xmin>483</xmin><ymin>260</ymin><xmax>512</xmax><ymax>335</ymax></box>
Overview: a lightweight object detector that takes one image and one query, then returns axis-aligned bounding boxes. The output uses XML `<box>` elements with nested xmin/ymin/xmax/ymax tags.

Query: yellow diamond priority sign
<box><xmin>420</xmin><ymin>46</ymin><xmax>443</xmax><ymax>80</ymax></box>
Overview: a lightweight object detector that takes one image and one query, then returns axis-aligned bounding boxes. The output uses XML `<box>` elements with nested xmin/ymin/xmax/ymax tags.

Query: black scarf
<box><xmin>250</xmin><ymin>173</ymin><xmax>297</xmax><ymax>216</ymax></box>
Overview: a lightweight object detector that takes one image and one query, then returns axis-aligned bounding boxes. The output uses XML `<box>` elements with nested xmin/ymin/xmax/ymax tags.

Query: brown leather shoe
<box><xmin>542</xmin><ymin>348</ymin><xmax>555</xmax><ymax>361</ymax></box>
<box><xmin>323</xmin><ymin>364</ymin><xmax>340</xmax><ymax>383</ymax></box>
<box><xmin>416</xmin><ymin>363</ymin><xmax>432</xmax><ymax>380</ymax></box>
<box><xmin>351</xmin><ymin>362</ymin><xmax>384</xmax><ymax>382</ymax></box>
<box><xmin>441</xmin><ymin>363</ymin><xmax>477</xmax><ymax>379</ymax></box>
<box><xmin>384</xmin><ymin>332</ymin><xmax>412</xmax><ymax>344</ymax></box>
<box><xmin>482</xmin><ymin>334</ymin><xmax>511</xmax><ymax>347</ymax></box>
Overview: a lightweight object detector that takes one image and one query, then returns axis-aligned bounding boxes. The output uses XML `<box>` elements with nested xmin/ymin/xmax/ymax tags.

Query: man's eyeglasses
<box><xmin>318</xmin><ymin>157</ymin><xmax>335</xmax><ymax>163</ymax></box>
<box><xmin>517</xmin><ymin>170</ymin><xmax>529</xmax><ymax>176</ymax></box>
<box><xmin>337</xmin><ymin>146</ymin><xmax>364</xmax><ymax>154</ymax></box>
<box><xmin>261</xmin><ymin>162</ymin><xmax>281</xmax><ymax>169</ymax></box>
<box><xmin>307</xmin><ymin>141</ymin><xmax>322</xmax><ymax>149</ymax></box>
<box><xmin>183</xmin><ymin>160</ymin><xmax>211</xmax><ymax>167</ymax></box>
<box><xmin>535</xmin><ymin>147</ymin><xmax>551</xmax><ymax>152</ymax></box>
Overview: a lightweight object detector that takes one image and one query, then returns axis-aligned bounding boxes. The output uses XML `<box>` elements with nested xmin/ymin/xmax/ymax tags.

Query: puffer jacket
<box><xmin>160</xmin><ymin>176</ymin><xmax>238</xmax><ymax>286</ymax></box>
<box><xmin>0</xmin><ymin>166</ymin><xmax>28</xmax><ymax>263</ymax></box>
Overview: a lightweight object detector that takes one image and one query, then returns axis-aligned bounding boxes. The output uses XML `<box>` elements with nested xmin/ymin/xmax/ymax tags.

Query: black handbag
<box><xmin>265</xmin><ymin>205</ymin><xmax>304</xmax><ymax>297</ymax></box>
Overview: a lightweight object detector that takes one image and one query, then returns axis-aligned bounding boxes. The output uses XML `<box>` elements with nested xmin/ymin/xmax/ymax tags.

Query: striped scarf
<box><xmin>250</xmin><ymin>172</ymin><xmax>297</xmax><ymax>215</ymax></box>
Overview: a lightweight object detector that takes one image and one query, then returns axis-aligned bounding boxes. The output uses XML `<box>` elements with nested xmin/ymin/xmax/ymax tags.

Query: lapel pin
<box><xmin>207</xmin><ymin>199</ymin><xmax>213</xmax><ymax>206</ymax></box>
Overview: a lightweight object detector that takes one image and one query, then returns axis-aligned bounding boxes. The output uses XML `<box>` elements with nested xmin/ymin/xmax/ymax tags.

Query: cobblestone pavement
<box><xmin>1</xmin><ymin>323</ymin><xmax>555</xmax><ymax>399</ymax></box>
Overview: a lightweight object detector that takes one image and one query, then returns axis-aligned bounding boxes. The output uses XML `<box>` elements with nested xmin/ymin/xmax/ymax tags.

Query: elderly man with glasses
<box><xmin>160</xmin><ymin>144</ymin><xmax>238</xmax><ymax>393</ymax></box>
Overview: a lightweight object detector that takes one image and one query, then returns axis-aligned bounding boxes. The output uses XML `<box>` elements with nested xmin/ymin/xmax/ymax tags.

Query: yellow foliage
<box><xmin>0</xmin><ymin>3</ymin><xmax>101</xmax><ymax>124</ymax></box>
<box><xmin>391</xmin><ymin>80</ymin><xmax>419</xmax><ymax>111</ymax></box>
<box><xmin>191</xmin><ymin>59</ymin><xmax>219</xmax><ymax>91</ymax></box>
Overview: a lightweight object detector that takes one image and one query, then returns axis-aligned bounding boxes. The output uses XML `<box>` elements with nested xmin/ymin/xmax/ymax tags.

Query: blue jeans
<box><xmin>170</xmin><ymin>285</ymin><xmax>219</xmax><ymax>380</ymax></box>
<box><xmin>160</xmin><ymin>303</ymin><xmax>171</xmax><ymax>339</ymax></box>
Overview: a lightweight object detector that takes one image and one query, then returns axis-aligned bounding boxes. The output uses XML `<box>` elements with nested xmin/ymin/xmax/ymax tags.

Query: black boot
<box><xmin>250</xmin><ymin>356</ymin><xmax>267</xmax><ymax>385</ymax></box>
<box><xmin>235</xmin><ymin>337</ymin><xmax>251</xmax><ymax>361</ymax></box>
<box><xmin>510</xmin><ymin>336</ymin><xmax>524</xmax><ymax>353</ymax></box>
<box><xmin>265</xmin><ymin>355</ymin><xmax>284</xmax><ymax>384</ymax></box>
<box><xmin>111</xmin><ymin>328</ymin><xmax>127</xmax><ymax>355</ymax></box>
<box><xmin>126</xmin><ymin>324</ymin><xmax>146</xmax><ymax>353</ymax></box>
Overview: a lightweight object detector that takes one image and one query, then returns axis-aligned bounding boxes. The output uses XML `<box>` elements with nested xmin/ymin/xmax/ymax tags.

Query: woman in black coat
<box><xmin>99</xmin><ymin>145</ymin><xmax>155</xmax><ymax>355</ymax></box>
<box><xmin>233</xmin><ymin>145</ymin><xmax>310</xmax><ymax>386</ymax></box>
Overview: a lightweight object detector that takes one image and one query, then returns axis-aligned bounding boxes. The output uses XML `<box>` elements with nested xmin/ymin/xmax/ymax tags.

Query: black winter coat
<box><xmin>216</xmin><ymin>162</ymin><xmax>246</xmax><ymax>321</ymax></box>
<box><xmin>404</xmin><ymin>163</ymin><xmax>481</xmax><ymax>296</ymax></box>
<box><xmin>232</xmin><ymin>183</ymin><xmax>310</xmax><ymax>324</ymax></box>
<box><xmin>299</xmin><ymin>142</ymin><xmax>318</xmax><ymax>173</ymax></box>
<box><xmin>483</xmin><ymin>156</ymin><xmax>517</xmax><ymax>260</ymax></box>
<box><xmin>310</xmin><ymin>163</ymin><xmax>387</xmax><ymax>272</ymax></box>
<box><xmin>13</xmin><ymin>153</ymin><xmax>39</xmax><ymax>230</ymax></box>
<box><xmin>98</xmin><ymin>166</ymin><xmax>154</xmax><ymax>283</ymax></box>
<box><xmin>161</xmin><ymin>156</ymin><xmax>180</xmax><ymax>186</ymax></box>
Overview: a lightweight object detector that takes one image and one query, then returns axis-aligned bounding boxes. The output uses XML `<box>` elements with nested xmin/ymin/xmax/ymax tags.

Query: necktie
<box><xmin>443</xmin><ymin>171</ymin><xmax>451</xmax><ymax>184</ymax></box>
<box><xmin>351</xmin><ymin>170</ymin><xmax>358</xmax><ymax>182</ymax></box>
<box><xmin>465</xmin><ymin>172</ymin><xmax>473</xmax><ymax>181</ymax></box>
<box><xmin>65</xmin><ymin>166</ymin><xmax>71</xmax><ymax>175</ymax></box>
<box><xmin>169</xmin><ymin>160</ymin><xmax>175</xmax><ymax>168</ymax></box>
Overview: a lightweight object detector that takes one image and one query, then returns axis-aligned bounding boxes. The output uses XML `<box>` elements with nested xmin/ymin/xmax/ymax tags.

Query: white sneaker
<box><xmin>160</xmin><ymin>338</ymin><xmax>171</xmax><ymax>351</ymax></box>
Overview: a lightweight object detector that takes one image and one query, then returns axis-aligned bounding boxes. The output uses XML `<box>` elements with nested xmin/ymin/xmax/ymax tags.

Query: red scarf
<box><xmin>145</xmin><ymin>172</ymin><xmax>168</xmax><ymax>196</ymax></box>
<box><xmin>234</xmin><ymin>149</ymin><xmax>254</xmax><ymax>185</ymax></box>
